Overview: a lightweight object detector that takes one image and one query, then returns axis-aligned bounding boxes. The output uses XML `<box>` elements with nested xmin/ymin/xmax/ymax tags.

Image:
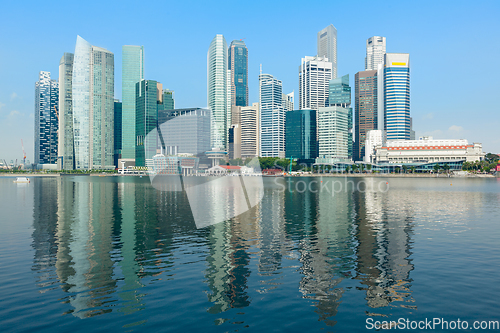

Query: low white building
<box><xmin>364</xmin><ymin>130</ymin><xmax>385</xmax><ymax>163</ymax></box>
<box><xmin>373</xmin><ymin>137</ymin><xmax>484</xmax><ymax>164</ymax></box>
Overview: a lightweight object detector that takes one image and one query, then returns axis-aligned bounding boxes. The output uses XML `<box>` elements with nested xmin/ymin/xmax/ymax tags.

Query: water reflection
<box><xmin>30</xmin><ymin>176</ymin><xmax>479</xmax><ymax>326</ymax></box>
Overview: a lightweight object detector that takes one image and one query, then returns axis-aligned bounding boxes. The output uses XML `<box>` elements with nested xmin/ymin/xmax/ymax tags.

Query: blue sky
<box><xmin>1</xmin><ymin>0</ymin><xmax>499</xmax><ymax>163</ymax></box>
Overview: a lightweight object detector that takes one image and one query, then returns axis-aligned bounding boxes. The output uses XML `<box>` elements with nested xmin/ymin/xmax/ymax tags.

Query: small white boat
<box><xmin>14</xmin><ymin>177</ymin><xmax>30</xmax><ymax>183</ymax></box>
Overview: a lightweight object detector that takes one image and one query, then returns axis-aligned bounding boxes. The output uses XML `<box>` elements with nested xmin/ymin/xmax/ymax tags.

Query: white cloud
<box><xmin>448</xmin><ymin>125</ymin><xmax>464</xmax><ymax>132</ymax></box>
<box><xmin>423</xmin><ymin>112</ymin><xmax>434</xmax><ymax>120</ymax></box>
<box><xmin>7</xmin><ymin>110</ymin><xmax>21</xmax><ymax>121</ymax></box>
<box><xmin>10</xmin><ymin>92</ymin><xmax>18</xmax><ymax>101</ymax></box>
<box><xmin>0</xmin><ymin>102</ymin><xmax>5</xmax><ymax>111</ymax></box>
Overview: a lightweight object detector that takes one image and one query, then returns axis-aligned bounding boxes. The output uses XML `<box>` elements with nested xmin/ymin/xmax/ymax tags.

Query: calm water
<box><xmin>1</xmin><ymin>176</ymin><xmax>499</xmax><ymax>332</ymax></box>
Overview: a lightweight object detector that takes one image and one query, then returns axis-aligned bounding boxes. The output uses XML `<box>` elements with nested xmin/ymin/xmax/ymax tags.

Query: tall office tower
<box><xmin>135</xmin><ymin>80</ymin><xmax>161</xmax><ymax>167</ymax></box>
<box><xmin>285</xmin><ymin>109</ymin><xmax>317</xmax><ymax>164</ymax></box>
<box><xmin>384</xmin><ymin>53</ymin><xmax>410</xmax><ymax>140</ymax></box>
<box><xmin>329</xmin><ymin>74</ymin><xmax>353</xmax><ymax>159</ymax></box>
<box><xmin>259</xmin><ymin>74</ymin><xmax>285</xmax><ymax>158</ymax></box>
<box><xmin>72</xmin><ymin>36</ymin><xmax>115</xmax><ymax>170</ymax></box>
<box><xmin>207</xmin><ymin>34</ymin><xmax>229</xmax><ymax>149</ymax></box>
<box><xmin>354</xmin><ymin>70</ymin><xmax>378</xmax><ymax>161</ymax></box>
<box><xmin>163</xmin><ymin>89</ymin><xmax>175</xmax><ymax>109</ymax></box>
<box><xmin>122</xmin><ymin>45</ymin><xmax>144</xmax><ymax>160</ymax></box>
<box><xmin>114</xmin><ymin>100</ymin><xmax>122</xmax><ymax>168</ymax></box>
<box><xmin>35</xmin><ymin>71</ymin><xmax>59</xmax><ymax>165</ymax></box>
<box><xmin>240</xmin><ymin>103</ymin><xmax>260</xmax><ymax>158</ymax></box>
<box><xmin>317</xmin><ymin>106</ymin><xmax>349</xmax><ymax>161</ymax></box>
<box><xmin>317</xmin><ymin>24</ymin><xmax>337</xmax><ymax>79</ymax></box>
<box><xmin>365</xmin><ymin>36</ymin><xmax>386</xmax><ymax>71</ymax></box>
<box><xmin>228</xmin><ymin>40</ymin><xmax>248</xmax><ymax>107</ymax></box>
<box><xmin>58</xmin><ymin>53</ymin><xmax>74</xmax><ymax>170</ymax></box>
<box><xmin>299</xmin><ymin>56</ymin><xmax>332</xmax><ymax>110</ymax></box>
<box><xmin>282</xmin><ymin>92</ymin><xmax>294</xmax><ymax>111</ymax></box>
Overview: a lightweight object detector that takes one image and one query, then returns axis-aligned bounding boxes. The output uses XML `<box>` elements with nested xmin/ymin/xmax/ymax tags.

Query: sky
<box><xmin>0</xmin><ymin>0</ymin><xmax>499</xmax><ymax>164</ymax></box>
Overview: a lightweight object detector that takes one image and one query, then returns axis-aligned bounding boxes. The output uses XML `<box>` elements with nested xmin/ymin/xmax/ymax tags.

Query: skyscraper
<box><xmin>282</xmin><ymin>92</ymin><xmax>294</xmax><ymax>112</ymax></box>
<box><xmin>354</xmin><ymin>70</ymin><xmax>378</xmax><ymax>161</ymax></box>
<box><xmin>58</xmin><ymin>53</ymin><xmax>74</xmax><ymax>170</ymax></box>
<box><xmin>285</xmin><ymin>109</ymin><xmax>317</xmax><ymax>164</ymax></box>
<box><xmin>35</xmin><ymin>71</ymin><xmax>59</xmax><ymax>165</ymax></box>
<box><xmin>259</xmin><ymin>73</ymin><xmax>285</xmax><ymax>158</ymax></box>
<box><xmin>299</xmin><ymin>56</ymin><xmax>332</xmax><ymax>110</ymax></box>
<box><xmin>207</xmin><ymin>34</ymin><xmax>229</xmax><ymax>149</ymax></box>
<box><xmin>317</xmin><ymin>106</ymin><xmax>349</xmax><ymax>162</ymax></box>
<box><xmin>228</xmin><ymin>40</ymin><xmax>248</xmax><ymax>107</ymax></box>
<box><xmin>365</xmin><ymin>36</ymin><xmax>386</xmax><ymax>71</ymax></box>
<box><xmin>122</xmin><ymin>45</ymin><xmax>144</xmax><ymax>160</ymax></box>
<box><xmin>384</xmin><ymin>53</ymin><xmax>410</xmax><ymax>140</ymax></box>
<box><xmin>72</xmin><ymin>35</ymin><xmax>115</xmax><ymax>170</ymax></box>
<box><xmin>114</xmin><ymin>100</ymin><xmax>122</xmax><ymax>168</ymax></box>
<box><xmin>240</xmin><ymin>103</ymin><xmax>259</xmax><ymax>158</ymax></box>
<box><xmin>317</xmin><ymin>24</ymin><xmax>337</xmax><ymax>79</ymax></box>
<box><xmin>162</xmin><ymin>89</ymin><xmax>175</xmax><ymax>110</ymax></box>
<box><xmin>135</xmin><ymin>80</ymin><xmax>161</xmax><ymax>167</ymax></box>
<box><xmin>328</xmin><ymin>74</ymin><xmax>353</xmax><ymax>160</ymax></box>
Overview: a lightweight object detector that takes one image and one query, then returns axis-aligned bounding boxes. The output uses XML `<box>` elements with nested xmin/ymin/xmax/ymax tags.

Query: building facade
<box><xmin>384</xmin><ymin>53</ymin><xmax>410</xmax><ymax>140</ymax></box>
<box><xmin>329</xmin><ymin>74</ymin><xmax>353</xmax><ymax>160</ymax></box>
<box><xmin>241</xmin><ymin>103</ymin><xmax>260</xmax><ymax>158</ymax></box>
<box><xmin>135</xmin><ymin>80</ymin><xmax>162</xmax><ymax>167</ymax></box>
<box><xmin>35</xmin><ymin>71</ymin><xmax>59</xmax><ymax>165</ymax></box>
<box><xmin>282</xmin><ymin>92</ymin><xmax>294</xmax><ymax>111</ymax></box>
<box><xmin>259</xmin><ymin>74</ymin><xmax>285</xmax><ymax>158</ymax></box>
<box><xmin>58</xmin><ymin>53</ymin><xmax>74</xmax><ymax>170</ymax></box>
<box><xmin>299</xmin><ymin>56</ymin><xmax>332</xmax><ymax>110</ymax></box>
<box><xmin>365</xmin><ymin>36</ymin><xmax>386</xmax><ymax>71</ymax></box>
<box><xmin>285</xmin><ymin>109</ymin><xmax>317</xmax><ymax>164</ymax></box>
<box><xmin>316</xmin><ymin>106</ymin><xmax>349</xmax><ymax>162</ymax></box>
<box><xmin>207</xmin><ymin>34</ymin><xmax>230</xmax><ymax>149</ymax></box>
<box><xmin>114</xmin><ymin>100</ymin><xmax>122</xmax><ymax>168</ymax></box>
<box><xmin>355</xmin><ymin>70</ymin><xmax>378</xmax><ymax>161</ymax></box>
<box><xmin>228</xmin><ymin>40</ymin><xmax>248</xmax><ymax>107</ymax></box>
<box><xmin>122</xmin><ymin>45</ymin><xmax>144</xmax><ymax>160</ymax></box>
<box><xmin>364</xmin><ymin>130</ymin><xmax>384</xmax><ymax>163</ymax></box>
<box><xmin>374</xmin><ymin>138</ymin><xmax>484</xmax><ymax>164</ymax></box>
<box><xmin>317</xmin><ymin>24</ymin><xmax>337</xmax><ymax>79</ymax></box>
<box><xmin>72</xmin><ymin>36</ymin><xmax>115</xmax><ymax>170</ymax></box>
<box><xmin>163</xmin><ymin>89</ymin><xmax>175</xmax><ymax>110</ymax></box>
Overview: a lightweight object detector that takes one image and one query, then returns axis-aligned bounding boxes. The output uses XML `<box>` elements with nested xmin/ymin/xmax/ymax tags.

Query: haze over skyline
<box><xmin>1</xmin><ymin>0</ymin><xmax>499</xmax><ymax>163</ymax></box>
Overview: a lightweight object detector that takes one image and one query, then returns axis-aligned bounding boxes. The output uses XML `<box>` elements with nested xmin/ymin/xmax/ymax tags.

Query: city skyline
<box><xmin>1</xmin><ymin>1</ymin><xmax>499</xmax><ymax>162</ymax></box>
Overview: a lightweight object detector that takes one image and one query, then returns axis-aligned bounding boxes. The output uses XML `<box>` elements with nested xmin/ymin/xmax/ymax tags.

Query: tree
<box><xmin>433</xmin><ymin>163</ymin><xmax>440</xmax><ymax>173</ymax></box>
<box><xmin>360</xmin><ymin>164</ymin><xmax>365</xmax><ymax>173</ymax></box>
<box><xmin>402</xmin><ymin>165</ymin><xmax>408</xmax><ymax>174</ymax></box>
<box><xmin>345</xmin><ymin>165</ymin><xmax>350</xmax><ymax>174</ymax></box>
<box><xmin>352</xmin><ymin>164</ymin><xmax>359</xmax><ymax>173</ymax></box>
<box><xmin>443</xmin><ymin>163</ymin><xmax>450</xmax><ymax>174</ymax></box>
<box><xmin>366</xmin><ymin>164</ymin><xmax>372</xmax><ymax>172</ymax></box>
<box><xmin>410</xmin><ymin>166</ymin><xmax>416</xmax><ymax>174</ymax></box>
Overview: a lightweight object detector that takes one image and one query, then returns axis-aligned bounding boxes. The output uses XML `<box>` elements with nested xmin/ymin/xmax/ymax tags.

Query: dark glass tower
<box><xmin>135</xmin><ymin>80</ymin><xmax>160</xmax><ymax>167</ymax></box>
<box><xmin>114</xmin><ymin>100</ymin><xmax>122</xmax><ymax>167</ymax></box>
<box><xmin>329</xmin><ymin>74</ymin><xmax>353</xmax><ymax>160</ymax></box>
<box><xmin>285</xmin><ymin>109</ymin><xmax>317</xmax><ymax>164</ymax></box>
<box><xmin>229</xmin><ymin>40</ymin><xmax>248</xmax><ymax>107</ymax></box>
<box><xmin>354</xmin><ymin>70</ymin><xmax>378</xmax><ymax>161</ymax></box>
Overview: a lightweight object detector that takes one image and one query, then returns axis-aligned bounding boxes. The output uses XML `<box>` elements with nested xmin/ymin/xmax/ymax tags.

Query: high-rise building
<box><xmin>240</xmin><ymin>103</ymin><xmax>259</xmax><ymax>159</ymax></box>
<box><xmin>114</xmin><ymin>100</ymin><xmax>122</xmax><ymax>168</ymax></box>
<box><xmin>135</xmin><ymin>80</ymin><xmax>161</xmax><ymax>167</ymax></box>
<box><xmin>207</xmin><ymin>35</ymin><xmax>230</xmax><ymax>149</ymax></box>
<box><xmin>384</xmin><ymin>53</ymin><xmax>410</xmax><ymax>140</ymax></box>
<box><xmin>35</xmin><ymin>71</ymin><xmax>59</xmax><ymax>165</ymax></box>
<box><xmin>285</xmin><ymin>109</ymin><xmax>317</xmax><ymax>164</ymax></box>
<box><xmin>317</xmin><ymin>24</ymin><xmax>337</xmax><ymax>79</ymax></box>
<box><xmin>58</xmin><ymin>53</ymin><xmax>74</xmax><ymax>170</ymax></box>
<box><xmin>365</xmin><ymin>36</ymin><xmax>386</xmax><ymax>71</ymax></box>
<box><xmin>329</xmin><ymin>74</ymin><xmax>353</xmax><ymax>160</ymax></box>
<box><xmin>317</xmin><ymin>106</ymin><xmax>349</xmax><ymax>162</ymax></box>
<box><xmin>354</xmin><ymin>70</ymin><xmax>378</xmax><ymax>161</ymax></box>
<box><xmin>299</xmin><ymin>56</ymin><xmax>332</xmax><ymax>110</ymax></box>
<box><xmin>122</xmin><ymin>45</ymin><xmax>144</xmax><ymax>160</ymax></box>
<box><xmin>282</xmin><ymin>92</ymin><xmax>294</xmax><ymax>112</ymax></box>
<box><xmin>228</xmin><ymin>40</ymin><xmax>248</xmax><ymax>107</ymax></box>
<box><xmin>72</xmin><ymin>36</ymin><xmax>114</xmax><ymax>170</ymax></box>
<box><xmin>259</xmin><ymin>73</ymin><xmax>285</xmax><ymax>158</ymax></box>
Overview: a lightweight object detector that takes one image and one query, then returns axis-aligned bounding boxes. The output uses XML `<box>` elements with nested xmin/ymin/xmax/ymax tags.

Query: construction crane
<box><xmin>53</xmin><ymin>105</ymin><xmax>59</xmax><ymax>120</ymax></box>
<box><xmin>21</xmin><ymin>139</ymin><xmax>26</xmax><ymax>167</ymax></box>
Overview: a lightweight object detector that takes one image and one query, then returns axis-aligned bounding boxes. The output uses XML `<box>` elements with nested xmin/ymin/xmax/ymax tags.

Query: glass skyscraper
<box><xmin>384</xmin><ymin>53</ymin><xmax>410</xmax><ymax>140</ymax></box>
<box><xmin>207</xmin><ymin>35</ymin><xmax>229</xmax><ymax>149</ymax></box>
<box><xmin>35</xmin><ymin>71</ymin><xmax>59</xmax><ymax>165</ymax></box>
<box><xmin>329</xmin><ymin>74</ymin><xmax>353</xmax><ymax>160</ymax></box>
<box><xmin>259</xmin><ymin>73</ymin><xmax>285</xmax><ymax>158</ymax></box>
<box><xmin>122</xmin><ymin>45</ymin><xmax>144</xmax><ymax>160</ymax></box>
<box><xmin>228</xmin><ymin>40</ymin><xmax>248</xmax><ymax>107</ymax></box>
<box><xmin>58</xmin><ymin>53</ymin><xmax>74</xmax><ymax>170</ymax></box>
<box><xmin>135</xmin><ymin>80</ymin><xmax>160</xmax><ymax>167</ymax></box>
<box><xmin>285</xmin><ymin>109</ymin><xmax>317</xmax><ymax>164</ymax></box>
<box><xmin>162</xmin><ymin>90</ymin><xmax>175</xmax><ymax>110</ymax></box>
<box><xmin>72</xmin><ymin>35</ymin><xmax>115</xmax><ymax>170</ymax></box>
<box><xmin>114</xmin><ymin>100</ymin><xmax>122</xmax><ymax>168</ymax></box>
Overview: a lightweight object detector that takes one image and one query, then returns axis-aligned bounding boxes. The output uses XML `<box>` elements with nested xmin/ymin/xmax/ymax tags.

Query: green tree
<box><xmin>410</xmin><ymin>166</ymin><xmax>416</xmax><ymax>173</ymax></box>
<box><xmin>352</xmin><ymin>164</ymin><xmax>358</xmax><ymax>173</ymax></box>
<box><xmin>345</xmin><ymin>165</ymin><xmax>350</xmax><ymax>174</ymax></box>
<box><xmin>402</xmin><ymin>165</ymin><xmax>408</xmax><ymax>173</ymax></box>
<box><xmin>360</xmin><ymin>164</ymin><xmax>365</xmax><ymax>173</ymax></box>
<box><xmin>366</xmin><ymin>164</ymin><xmax>372</xmax><ymax>171</ymax></box>
<box><xmin>433</xmin><ymin>163</ymin><xmax>440</xmax><ymax>173</ymax></box>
